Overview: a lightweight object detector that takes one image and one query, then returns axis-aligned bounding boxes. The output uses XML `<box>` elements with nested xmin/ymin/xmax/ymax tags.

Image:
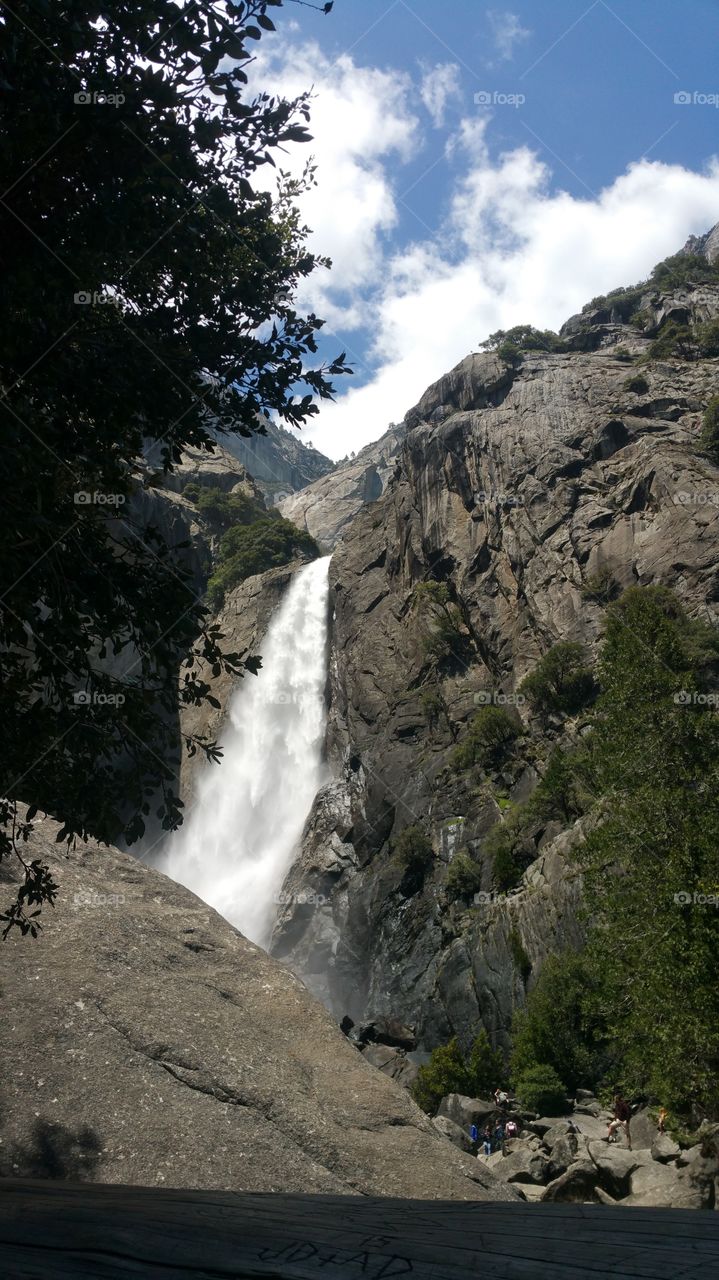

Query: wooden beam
<box><xmin>1</xmin><ymin>1180</ymin><xmax>718</xmax><ymax>1278</ymax></box>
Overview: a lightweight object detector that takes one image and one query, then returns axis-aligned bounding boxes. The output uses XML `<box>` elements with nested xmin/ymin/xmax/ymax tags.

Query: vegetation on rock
<box><xmin>411</xmin><ymin>1030</ymin><xmax>505</xmax><ymax>1115</ymax></box>
<box><xmin>519</xmin><ymin>642</ymin><xmax>596</xmax><ymax>719</ymax></box>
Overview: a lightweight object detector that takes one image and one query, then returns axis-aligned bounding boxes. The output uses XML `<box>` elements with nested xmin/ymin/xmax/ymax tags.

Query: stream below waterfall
<box><xmin>159</xmin><ymin>554</ymin><xmax>332</xmax><ymax>947</ymax></box>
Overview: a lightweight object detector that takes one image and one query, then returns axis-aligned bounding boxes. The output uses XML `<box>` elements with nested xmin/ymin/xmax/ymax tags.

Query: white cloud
<box><xmin>487</xmin><ymin>9</ymin><xmax>531</xmax><ymax>62</ymax></box>
<box><xmin>248</xmin><ymin>39</ymin><xmax>719</xmax><ymax>463</ymax></box>
<box><xmin>420</xmin><ymin>62</ymin><xmax>462</xmax><ymax>129</ymax></box>
<box><xmin>305</xmin><ymin>136</ymin><xmax>719</xmax><ymax>459</ymax></box>
<box><xmin>250</xmin><ymin>41</ymin><xmax>420</xmax><ymax>329</ymax></box>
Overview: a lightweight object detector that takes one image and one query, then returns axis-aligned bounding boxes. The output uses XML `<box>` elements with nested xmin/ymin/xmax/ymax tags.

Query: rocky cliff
<box><xmin>279</xmin><ymin>423</ymin><xmax>404</xmax><ymax>549</ymax></box>
<box><xmin>219</xmin><ymin>418</ymin><xmax>334</xmax><ymax>505</ymax></box>
<box><xmin>0</xmin><ymin>808</ymin><xmax>513</xmax><ymax>1201</ymax></box>
<box><xmin>269</xmin><ymin>238</ymin><xmax>719</xmax><ymax>1054</ymax></box>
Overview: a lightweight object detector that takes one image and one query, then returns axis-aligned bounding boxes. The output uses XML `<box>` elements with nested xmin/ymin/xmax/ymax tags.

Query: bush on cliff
<box><xmin>446</xmin><ymin>851</ymin><xmax>483</xmax><ymax>902</ymax></box>
<box><xmin>452</xmin><ymin>706</ymin><xmax>521</xmax><ymax>772</ymax></box>
<box><xmin>207</xmin><ymin>517</ymin><xmax>319</xmax><ymax>607</ymax></box>
<box><xmin>519</xmin><ymin>642</ymin><xmax>596</xmax><ymax>719</ymax></box>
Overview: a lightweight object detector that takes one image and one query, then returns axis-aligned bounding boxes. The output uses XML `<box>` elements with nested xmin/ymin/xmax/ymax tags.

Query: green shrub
<box><xmin>513</xmin><ymin>1063</ymin><xmax>568</xmax><ymax>1115</ymax></box>
<box><xmin>528</xmin><ymin>748</ymin><xmax>588</xmax><ymax>824</ymax></box>
<box><xmin>581</xmin><ymin>567</ymin><xmax>620</xmax><ymax>604</ymax></box>
<box><xmin>698</xmin><ymin>395</ymin><xmax>719</xmax><ymax>464</ymax></box>
<box><xmin>646</xmin><ymin>321</ymin><xmax>696</xmax><ymax>362</ymax></box>
<box><xmin>446</xmin><ymin>851</ymin><xmax>483</xmax><ymax>901</ymax></box>
<box><xmin>452</xmin><ymin>706</ymin><xmax>521</xmax><ymax>772</ymax></box>
<box><xmin>420</xmin><ymin>686</ymin><xmax>446</xmax><ymax>731</ymax></box>
<box><xmin>481</xmin><ymin>325</ymin><xmax>565</xmax><ymax>359</ymax></box>
<box><xmin>394</xmin><ymin>825</ymin><xmax>434</xmax><ymax>893</ymax></box>
<box><xmin>411</xmin><ymin>1030</ymin><xmax>505</xmax><ymax>1114</ymax></box>
<box><xmin>182</xmin><ymin>481</ymin><xmax>201</xmax><ymax>503</ymax></box>
<box><xmin>207</xmin><ymin>516</ymin><xmax>319</xmax><ymax>606</ymax></box>
<box><xmin>509</xmin><ymin>952</ymin><xmax>608</xmax><ymax>1094</ymax></box>
<box><xmin>519</xmin><ymin>642</ymin><xmax>596</xmax><ymax>718</ymax></box>
<box><xmin>694</xmin><ymin>318</ymin><xmax>719</xmax><ymax>357</ymax></box>
<box><xmin>623</xmin><ymin>374</ymin><xmax>649</xmax><ymax>394</ymax></box>
<box><xmin>484</xmin><ymin>803</ymin><xmax>535</xmax><ymax>891</ymax></box>
<box><xmin>509</xmin><ymin>928</ymin><xmax>532</xmax><ymax>982</ymax></box>
<box><xmin>411</xmin><ymin>582</ymin><xmax>472</xmax><ymax>666</ymax></box>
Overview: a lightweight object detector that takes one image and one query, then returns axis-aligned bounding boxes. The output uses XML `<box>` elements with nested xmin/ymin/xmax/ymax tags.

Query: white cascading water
<box><xmin>159</xmin><ymin>555</ymin><xmax>332</xmax><ymax>947</ymax></box>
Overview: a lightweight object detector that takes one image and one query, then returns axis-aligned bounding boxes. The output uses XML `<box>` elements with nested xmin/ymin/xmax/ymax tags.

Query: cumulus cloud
<box><xmin>306</xmin><ymin>137</ymin><xmax>719</xmax><ymax>459</ymax></box>
<box><xmin>249</xmin><ymin>38</ymin><xmax>719</xmax><ymax>462</ymax></box>
<box><xmin>250</xmin><ymin>41</ymin><xmax>420</xmax><ymax>328</ymax></box>
<box><xmin>420</xmin><ymin>62</ymin><xmax>462</xmax><ymax>129</ymax></box>
<box><xmin>486</xmin><ymin>10</ymin><xmax>531</xmax><ymax>63</ymax></box>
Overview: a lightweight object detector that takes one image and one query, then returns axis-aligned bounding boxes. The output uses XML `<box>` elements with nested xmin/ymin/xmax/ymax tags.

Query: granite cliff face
<box><xmin>278</xmin><ymin>424</ymin><xmax>404</xmax><ymax>549</ymax></box>
<box><xmin>219</xmin><ymin>418</ymin><xmax>334</xmax><ymax>505</ymax></box>
<box><xmin>269</xmin><ymin>247</ymin><xmax>719</xmax><ymax>1054</ymax></box>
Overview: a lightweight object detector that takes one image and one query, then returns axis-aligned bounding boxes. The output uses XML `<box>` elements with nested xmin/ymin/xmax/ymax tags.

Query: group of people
<box><xmin>469</xmin><ymin>1088</ymin><xmax>518</xmax><ymax>1156</ymax></box>
<box><xmin>468</xmin><ymin>1089</ymin><xmax>645</xmax><ymax>1158</ymax></box>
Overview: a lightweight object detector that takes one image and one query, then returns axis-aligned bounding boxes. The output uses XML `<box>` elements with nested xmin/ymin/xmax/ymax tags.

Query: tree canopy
<box><xmin>0</xmin><ymin>1</ymin><xmax>348</xmax><ymax>936</ymax></box>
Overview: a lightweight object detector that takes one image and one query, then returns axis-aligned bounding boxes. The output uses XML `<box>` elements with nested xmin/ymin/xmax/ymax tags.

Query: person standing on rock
<box><xmin>481</xmin><ymin>1125</ymin><xmax>492</xmax><ymax>1156</ymax></box>
<box><xmin>607</xmin><ymin>1093</ymin><xmax>632</xmax><ymax>1149</ymax></box>
<box><xmin>658</xmin><ymin>1107</ymin><xmax>668</xmax><ymax>1135</ymax></box>
<box><xmin>493</xmin><ymin>1119</ymin><xmax>506</xmax><ymax>1154</ymax></box>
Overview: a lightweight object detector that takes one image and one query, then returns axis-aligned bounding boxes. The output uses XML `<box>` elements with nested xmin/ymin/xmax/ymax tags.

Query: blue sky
<box><xmin>259</xmin><ymin>1</ymin><xmax>719</xmax><ymax>458</ymax></box>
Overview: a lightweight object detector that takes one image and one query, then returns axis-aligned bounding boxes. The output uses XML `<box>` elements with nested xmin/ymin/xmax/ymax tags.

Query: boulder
<box><xmin>528</xmin><ymin>1115</ymin><xmax>572</xmax><ymax>1137</ymax></box>
<box><xmin>547</xmin><ymin>1132</ymin><xmax>592</xmax><ymax>1179</ymax></box>
<box><xmin>356</xmin><ymin>1016</ymin><xmax>417</xmax><ymax>1051</ymax></box>
<box><xmin>0</xmin><ymin>812</ymin><xmax>516</xmax><ymax>1203</ymax></box>
<box><xmin>624</xmin><ymin>1161</ymin><xmax>709</xmax><ymax>1209</ymax></box>
<box><xmin>629</xmin><ymin>1106</ymin><xmax>659</xmax><ymax>1150</ymax></box>
<box><xmin>541</xmin><ymin>1161</ymin><xmax>600</xmax><ymax>1203</ymax></box>
<box><xmin>359</xmin><ymin>1043</ymin><xmax>418</xmax><ymax>1089</ymax></box>
<box><xmin>575</xmin><ymin>1089</ymin><xmax>596</xmax><ymax>1102</ymax></box>
<box><xmin>650</xmin><ymin>1134</ymin><xmax>681</xmax><ymax>1163</ymax></box>
<box><xmin>490</xmin><ymin>1146</ymin><xmax>550</xmax><ymax>1186</ymax></box>
<box><xmin>587</xmin><ymin>1140</ymin><xmax>645</xmax><ymax>1198</ymax></box>
<box><xmin>431</xmin><ymin>1116</ymin><xmax>474</xmax><ymax>1154</ymax></box>
<box><xmin>437</xmin><ymin>1094</ymin><xmax>497</xmax><ymax>1129</ymax></box>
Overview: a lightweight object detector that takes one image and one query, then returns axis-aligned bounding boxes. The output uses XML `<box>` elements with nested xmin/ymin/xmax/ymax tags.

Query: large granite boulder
<box><xmin>0</xmin><ymin>812</ymin><xmax>515</xmax><ymax>1202</ymax></box>
<box><xmin>437</xmin><ymin>1094</ymin><xmax>497</xmax><ymax>1129</ymax></box>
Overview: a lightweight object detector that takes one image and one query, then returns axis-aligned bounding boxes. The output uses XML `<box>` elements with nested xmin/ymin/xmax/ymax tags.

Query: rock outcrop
<box><xmin>0</xmin><ymin>809</ymin><xmax>514</xmax><ymax>1202</ymax></box>
<box><xmin>278</xmin><ymin>424</ymin><xmax>403</xmax><ymax>549</ymax></box>
<box><xmin>219</xmin><ymin>418</ymin><xmax>334</xmax><ymax>505</ymax></box>
<box><xmin>270</xmin><ymin>258</ymin><xmax>719</xmax><ymax>1051</ymax></box>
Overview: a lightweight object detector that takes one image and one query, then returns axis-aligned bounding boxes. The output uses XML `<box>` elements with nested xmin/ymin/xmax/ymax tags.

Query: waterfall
<box><xmin>160</xmin><ymin>555</ymin><xmax>332</xmax><ymax>947</ymax></box>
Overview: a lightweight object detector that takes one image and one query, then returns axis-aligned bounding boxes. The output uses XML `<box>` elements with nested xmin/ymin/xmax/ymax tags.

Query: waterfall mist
<box><xmin>160</xmin><ymin>555</ymin><xmax>332</xmax><ymax>947</ymax></box>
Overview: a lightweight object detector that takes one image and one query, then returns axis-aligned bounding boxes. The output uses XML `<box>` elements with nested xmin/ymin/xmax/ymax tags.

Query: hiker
<box><xmin>493</xmin><ymin>1120</ymin><xmax>506</xmax><ymax>1153</ymax></box>
<box><xmin>494</xmin><ymin>1087</ymin><xmax>510</xmax><ymax>1113</ymax></box>
<box><xmin>481</xmin><ymin>1125</ymin><xmax>492</xmax><ymax>1156</ymax></box>
<box><xmin>470</xmin><ymin>1123</ymin><xmax>479</xmax><ymax>1147</ymax></box>
<box><xmin>607</xmin><ymin>1093</ymin><xmax>632</xmax><ymax>1149</ymax></box>
<box><xmin>505</xmin><ymin>1118</ymin><xmax>518</xmax><ymax>1140</ymax></box>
